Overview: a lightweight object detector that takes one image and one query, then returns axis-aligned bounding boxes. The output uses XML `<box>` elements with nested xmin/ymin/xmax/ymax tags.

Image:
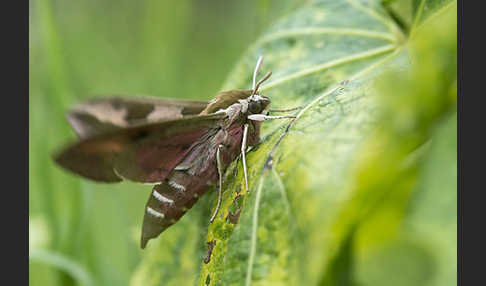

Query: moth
<box><xmin>54</xmin><ymin>57</ymin><xmax>294</xmax><ymax>248</ymax></box>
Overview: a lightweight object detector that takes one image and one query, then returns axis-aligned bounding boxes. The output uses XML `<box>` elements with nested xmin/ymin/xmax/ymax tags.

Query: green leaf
<box><xmin>411</xmin><ymin>0</ymin><xmax>455</xmax><ymax>36</ymax></box>
<box><xmin>131</xmin><ymin>1</ymin><xmax>456</xmax><ymax>285</ymax></box>
<box><xmin>204</xmin><ymin>1</ymin><xmax>455</xmax><ymax>286</ymax></box>
<box><xmin>30</xmin><ymin>248</ymin><xmax>95</xmax><ymax>286</ymax></box>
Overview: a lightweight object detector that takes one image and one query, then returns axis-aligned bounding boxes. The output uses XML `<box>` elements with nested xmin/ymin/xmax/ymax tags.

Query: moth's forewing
<box><xmin>139</xmin><ymin>91</ymin><xmax>259</xmax><ymax>248</ymax></box>
<box><xmin>54</xmin><ymin>113</ymin><xmax>225</xmax><ymax>183</ymax></box>
<box><xmin>67</xmin><ymin>96</ymin><xmax>209</xmax><ymax>139</ymax></box>
<box><xmin>200</xmin><ymin>90</ymin><xmax>253</xmax><ymax>114</ymax></box>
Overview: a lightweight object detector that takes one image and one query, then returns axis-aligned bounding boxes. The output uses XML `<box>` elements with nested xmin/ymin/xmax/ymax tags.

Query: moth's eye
<box><xmin>248</xmin><ymin>101</ymin><xmax>262</xmax><ymax>114</ymax></box>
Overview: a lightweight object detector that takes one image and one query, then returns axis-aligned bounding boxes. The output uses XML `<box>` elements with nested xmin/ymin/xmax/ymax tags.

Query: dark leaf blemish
<box><xmin>204</xmin><ymin>240</ymin><xmax>216</xmax><ymax>264</ymax></box>
<box><xmin>264</xmin><ymin>155</ymin><xmax>273</xmax><ymax>170</ymax></box>
<box><xmin>226</xmin><ymin>195</ymin><xmax>243</xmax><ymax>224</ymax></box>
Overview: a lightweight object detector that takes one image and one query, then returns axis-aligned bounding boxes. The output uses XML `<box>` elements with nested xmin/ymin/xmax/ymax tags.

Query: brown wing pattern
<box><xmin>67</xmin><ymin>96</ymin><xmax>209</xmax><ymax>139</ymax></box>
<box><xmin>54</xmin><ymin>113</ymin><xmax>224</xmax><ymax>183</ymax></box>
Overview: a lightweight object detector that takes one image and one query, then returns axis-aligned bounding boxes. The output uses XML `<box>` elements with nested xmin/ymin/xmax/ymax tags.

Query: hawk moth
<box><xmin>54</xmin><ymin>57</ymin><xmax>294</xmax><ymax>248</ymax></box>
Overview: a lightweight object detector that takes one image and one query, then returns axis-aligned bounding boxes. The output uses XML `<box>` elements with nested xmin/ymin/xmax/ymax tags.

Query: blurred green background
<box><xmin>29</xmin><ymin>0</ymin><xmax>300</xmax><ymax>285</ymax></box>
<box><xmin>29</xmin><ymin>0</ymin><xmax>456</xmax><ymax>286</ymax></box>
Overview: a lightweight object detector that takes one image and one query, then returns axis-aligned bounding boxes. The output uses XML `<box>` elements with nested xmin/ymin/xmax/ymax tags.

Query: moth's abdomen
<box><xmin>140</xmin><ymin>169</ymin><xmax>215</xmax><ymax>248</ymax></box>
<box><xmin>140</xmin><ymin>125</ymin><xmax>245</xmax><ymax>248</ymax></box>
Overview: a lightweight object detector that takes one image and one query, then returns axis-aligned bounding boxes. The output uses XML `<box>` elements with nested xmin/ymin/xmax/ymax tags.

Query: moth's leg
<box><xmin>269</xmin><ymin>106</ymin><xmax>302</xmax><ymax>113</ymax></box>
<box><xmin>241</xmin><ymin>123</ymin><xmax>249</xmax><ymax>193</ymax></box>
<box><xmin>248</xmin><ymin>114</ymin><xmax>296</xmax><ymax>121</ymax></box>
<box><xmin>210</xmin><ymin>144</ymin><xmax>224</xmax><ymax>223</ymax></box>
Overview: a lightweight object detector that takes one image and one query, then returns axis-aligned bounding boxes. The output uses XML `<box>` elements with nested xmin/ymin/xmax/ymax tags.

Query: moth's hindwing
<box><xmin>67</xmin><ymin>96</ymin><xmax>209</xmax><ymax>139</ymax></box>
<box><xmin>54</xmin><ymin>113</ymin><xmax>225</xmax><ymax>183</ymax></box>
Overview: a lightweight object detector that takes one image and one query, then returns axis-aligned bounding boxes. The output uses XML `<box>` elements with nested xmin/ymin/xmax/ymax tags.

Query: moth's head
<box><xmin>248</xmin><ymin>55</ymin><xmax>272</xmax><ymax>114</ymax></box>
<box><xmin>248</xmin><ymin>94</ymin><xmax>270</xmax><ymax>114</ymax></box>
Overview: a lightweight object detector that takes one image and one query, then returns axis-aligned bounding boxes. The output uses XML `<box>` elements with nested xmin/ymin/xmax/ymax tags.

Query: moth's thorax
<box><xmin>217</xmin><ymin>93</ymin><xmax>270</xmax><ymax>126</ymax></box>
<box><xmin>199</xmin><ymin>89</ymin><xmax>270</xmax><ymax>116</ymax></box>
<box><xmin>167</xmin><ymin>93</ymin><xmax>270</xmax><ymax>191</ymax></box>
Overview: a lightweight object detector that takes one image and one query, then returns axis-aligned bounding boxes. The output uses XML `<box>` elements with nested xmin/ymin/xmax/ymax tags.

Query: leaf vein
<box><xmin>344</xmin><ymin>0</ymin><xmax>396</xmax><ymax>32</ymax></box>
<box><xmin>261</xmin><ymin>44</ymin><xmax>396</xmax><ymax>92</ymax></box>
<box><xmin>411</xmin><ymin>0</ymin><xmax>427</xmax><ymax>33</ymax></box>
<box><xmin>411</xmin><ymin>0</ymin><xmax>456</xmax><ymax>38</ymax></box>
<box><xmin>245</xmin><ymin>176</ymin><xmax>265</xmax><ymax>286</ymax></box>
<box><xmin>264</xmin><ymin>47</ymin><xmax>403</xmax><ymax>163</ymax></box>
<box><xmin>258</xmin><ymin>28</ymin><xmax>396</xmax><ymax>44</ymax></box>
<box><xmin>294</xmin><ymin>47</ymin><xmax>402</xmax><ymax>120</ymax></box>
<box><xmin>272</xmin><ymin>168</ymin><xmax>291</xmax><ymax>215</ymax></box>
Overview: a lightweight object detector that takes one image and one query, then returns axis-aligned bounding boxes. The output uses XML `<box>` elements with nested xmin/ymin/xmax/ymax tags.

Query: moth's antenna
<box><xmin>252</xmin><ymin>56</ymin><xmax>264</xmax><ymax>90</ymax></box>
<box><xmin>252</xmin><ymin>71</ymin><xmax>272</xmax><ymax>96</ymax></box>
